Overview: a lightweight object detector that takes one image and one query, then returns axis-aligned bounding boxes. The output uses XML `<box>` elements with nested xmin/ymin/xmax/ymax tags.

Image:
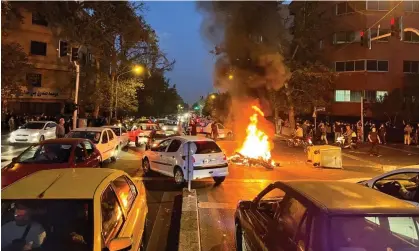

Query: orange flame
<box><xmin>237</xmin><ymin>106</ymin><xmax>273</xmax><ymax>162</ymax></box>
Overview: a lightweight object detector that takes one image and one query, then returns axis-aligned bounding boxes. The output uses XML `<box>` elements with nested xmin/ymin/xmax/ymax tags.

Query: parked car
<box><xmin>103</xmin><ymin>125</ymin><xmax>130</xmax><ymax>149</ymax></box>
<box><xmin>146</xmin><ymin>131</ymin><xmax>170</xmax><ymax>150</ymax></box>
<box><xmin>1</xmin><ymin>138</ymin><xmax>102</xmax><ymax>188</ymax></box>
<box><xmin>142</xmin><ymin>136</ymin><xmax>228</xmax><ymax>185</ymax></box>
<box><xmin>8</xmin><ymin>121</ymin><xmax>57</xmax><ymax>143</ymax></box>
<box><xmin>1</xmin><ymin>168</ymin><xmax>148</xmax><ymax>251</ymax></box>
<box><xmin>235</xmin><ymin>180</ymin><xmax>419</xmax><ymax>251</ymax></box>
<box><xmin>67</xmin><ymin>127</ymin><xmax>119</xmax><ymax>162</ymax></box>
<box><xmin>341</xmin><ymin>165</ymin><xmax>419</xmax><ymax>206</ymax></box>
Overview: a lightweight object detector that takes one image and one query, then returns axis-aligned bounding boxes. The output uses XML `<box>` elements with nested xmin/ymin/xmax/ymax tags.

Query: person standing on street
<box><xmin>8</xmin><ymin>116</ymin><xmax>15</xmax><ymax>132</ymax></box>
<box><xmin>56</xmin><ymin>118</ymin><xmax>66</xmax><ymax>138</ymax></box>
<box><xmin>211</xmin><ymin>122</ymin><xmax>218</xmax><ymax>141</ymax></box>
<box><xmin>379</xmin><ymin>123</ymin><xmax>387</xmax><ymax>144</ymax></box>
<box><xmin>404</xmin><ymin>124</ymin><xmax>413</xmax><ymax>145</ymax></box>
<box><xmin>334</xmin><ymin>121</ymin><xmax>342</xmax><ymax>143</ymax></box>
<box><xmin>320</xmin><ymin>124</ymin><xmax>328</xmax><ymax>144</ymax></box>
<box><xmin>191</xmin><ymin>120</ymin><xmax>197</xmax><ymax>136</ymax></box>
<box><xmin>368</xmin><ymin>127</ymin><xmax>381</xmax><ymax>156</ymax></box>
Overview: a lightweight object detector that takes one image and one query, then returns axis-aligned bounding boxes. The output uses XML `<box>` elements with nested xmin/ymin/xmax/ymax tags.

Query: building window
<box><xmin>404</xmin><ymin>1</ymin><xmax>419</xmax><ymax>12</ymax></box>
<box><xmin>335</xmin><ymin>90</ymin><xmax>351</xmax><ymax>102</ymax></box>
<box><xmin>404</xmin><ymin>31</ymin><xmax>419</xmax><ymax>43</ymax></box>
<box><xmin>335</xmin><ymin>60</ymin><xmax>365</xmax><ymax>72</ymax></box>
<box><xmin>31</xmin><ymin>12</ymin><xmax>48</xmax><ymax>26</ymax></box>
<box><xmin>376</xmin><ymin>91</ymin><xmax>388</xmax><ymax>101</ymax></box>
<box><xmin>365</xmin><ymin>90</ymin><xmax>377</xmax><ymax>102</ymax></box>
<box><xmin>403</xmin><ymin>61</ymin><xmax>419</xmax><ymax>74</ymax></box>
<box><xmin>370</xmin><ymin>28</ymin><xmax>390</xmax><ymax>42</ymax></box>
<box><xmin>26</xmin><ymin>73</ymin><xmax>42</xmax><ymax>87</ymax></box>
<box><xmin>366</xmin><ymin>60</ymin><xmax>388</xmax><ymax>72</ymax></box>
<box><xmin>350</xmin><ymin>91</ymin><xmax>362</xmax><ymax>102</ymax></box>
<box><xmin>336</xmin><ymin>2</ymin><xmax>355</xmax><ymax>15</ymax></box>
<box><xmin>355</xmin><ymin>60</ymin><xmax>365</xmax><ymax>71</ymax></box>
<box><xmin>366</xmin><ymin>0</ymin><xmax>389</xmax><ymax>10</ymax></box>
<box><xmin>335</xmin><ymin>62</ymin><xmax>345</xmax><ymax>72</ymax></box>
<box><xmin>333</xmin><ymin>31</ymin><xmax>355</xmax><ymax>44</ymax></box>
<box><xmin>30</xmin><ymin>41</ymin><xmax>47</xmax><ymax>56</ymax></box>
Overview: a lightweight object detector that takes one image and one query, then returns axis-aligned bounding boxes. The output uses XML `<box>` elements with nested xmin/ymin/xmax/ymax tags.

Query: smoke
<box><xmin>197</xmin><ymin>2</ymin><xmax>291</xmax><ymax>117</ymax></box>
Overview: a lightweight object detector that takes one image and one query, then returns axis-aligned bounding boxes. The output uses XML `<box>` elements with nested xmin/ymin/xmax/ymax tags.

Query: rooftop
<box><xmin>2</xmin><ymin>168</ymin><xmax>124</xmax><ymax>199</ymax></box>
<box><xmin>282</xmin><ymin>180</ymin><xmax>419</xmax><ymax>215</ymax></box>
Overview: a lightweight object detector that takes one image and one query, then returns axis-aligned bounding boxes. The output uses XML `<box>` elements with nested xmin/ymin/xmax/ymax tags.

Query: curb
<box><xmin>178</xmin><ymin>188</ymin><xmax>201</xmax><ymax>251</ymax></box>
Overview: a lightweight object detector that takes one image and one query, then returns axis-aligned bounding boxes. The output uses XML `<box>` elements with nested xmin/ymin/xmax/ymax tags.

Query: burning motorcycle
<box><xmin>287</xmin><ymin>136</ymin><xmax>313</xmax><ymax>153</ymax></box>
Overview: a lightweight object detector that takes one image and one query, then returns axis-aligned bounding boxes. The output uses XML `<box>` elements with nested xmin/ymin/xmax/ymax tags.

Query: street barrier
<box><xmin>307</xmin><ymin>145</ymin><xmax>343</xmax><ymax>169</ymax></box>
<box><xmin>178</xmin><ymin>188</ymin><xmax>201</xmax><ymax>251</ymax></box>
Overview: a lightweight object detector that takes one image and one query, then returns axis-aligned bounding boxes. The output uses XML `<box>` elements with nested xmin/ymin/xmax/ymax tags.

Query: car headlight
<box><xmin>32</xmin><ymin>132</ymin><xmax>39</xmax><ymax>137</ymax></box>
<box><xmin>162</xmin><ymin>126</ymin><xmax>167</xmax><ymax>131</ymax></box>
<box><xmin>174</xmin><ymin>127</ymin><xmax>178</xmax><ymax>131</ymax></box>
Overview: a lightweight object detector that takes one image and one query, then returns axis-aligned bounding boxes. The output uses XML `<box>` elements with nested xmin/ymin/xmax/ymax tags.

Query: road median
<box><xmin>179</xmin><ymin>188</ymin><xmax>201</xmax><ymax>251</ymax></box>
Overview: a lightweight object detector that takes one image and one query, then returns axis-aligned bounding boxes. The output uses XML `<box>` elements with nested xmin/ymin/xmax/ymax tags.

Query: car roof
<box><xmin>280</xmin><ymin>180</ymin><xmax>419</xmax><ymax>215</ymax></box>
<box><xmin>2</xmin><ymin>168</ymin><xmax>125</xmax><ymax>199</ymax></box>
<box><xmin>72</xmin><ymin>127</ymin><xmax>108</xmax><ymax>132</ymax></box>
<box><xmin>171</xmin><ymin>135</ymin><xmax>215</xmax><ymax>142</ymax></box>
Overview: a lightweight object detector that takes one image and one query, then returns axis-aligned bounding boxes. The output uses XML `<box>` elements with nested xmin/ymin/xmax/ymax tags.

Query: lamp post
<box><xmin>114</xmin><ymin>65</ymin><xmax>144</xmax><ymax>119</ymax></box>
<box><xmin>72</xmin><ymin>62</ymin><xmax>80</xmax><ymax>130</ymax></box>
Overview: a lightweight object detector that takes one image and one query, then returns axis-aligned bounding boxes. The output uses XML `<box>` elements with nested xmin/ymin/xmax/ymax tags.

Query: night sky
<box><xmin>144</xmin><ymin>1</ymin><xmax>215</xmax><ymax>105</ymax></box>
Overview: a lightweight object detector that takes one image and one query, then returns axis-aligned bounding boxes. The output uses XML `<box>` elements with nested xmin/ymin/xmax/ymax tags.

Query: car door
<box><xmin>83</xmin><ymin>140</ymin><xmax>101</xmax><ymax>167</ymax></box>
<box><xmin>111</xmin><ymin>175</ymin><xmax>146</xmax><ymax>251</ymax></box>
<box><xmin>99</xmin><ymin>131</ymin><xmax>110</xmax><ymax>160</ymax></box>
<box><xmin>242</xmin><ymin>185</ymin><xmax>287</xmax><ymax>251</ymax></box>
<box><xmin>73</xmin><ymin>143</ymin><xmax>88</xmax><ymax>168</ymax></box>
<box><xmin>162</xmin><ymin>139</ymin><xmax>183</xmax><ymax>174</ymax></box>
<box><xmin>150</xmin><ymin>139</ymin><xmax>171</xmax><ymax>174</ymax></box>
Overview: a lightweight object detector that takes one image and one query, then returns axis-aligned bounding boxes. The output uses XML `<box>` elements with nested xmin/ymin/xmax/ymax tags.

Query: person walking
<box><xmin>55</xmin><ymin>118</ymin><xmax>66</xmax><ymax>138</ymax></box>
<box><xmin>404</xmin><ymin>124</ymin><xmax>413</xmax><ymax>145</ymax></box>
<box><xmin>334</xmin><ymin>121</ymin><xmax>342</xmax><ymax>143</ymax></box>
<box><xmin>368</xmin><ymin>127</ymin><xmax>381</xmax><ymax>156</ymax></box>
<box><xmin>8</xmin><ymin>116</ymin><xmax>15</xmax><ymax>132</ymax></box>
<box><xmin>211</xmin><ymin>122</ymin><xmax>218</xmax><ymax>141</ymax></box>
<box><xmin>320</xmin><ymin>124</ymin><xmax>328</xmax><ymax>145</ymax></box>
<box><xmin>378</xmin><ymin>123</ymin><xmax>387</xmax><ymax>144</ymax></box>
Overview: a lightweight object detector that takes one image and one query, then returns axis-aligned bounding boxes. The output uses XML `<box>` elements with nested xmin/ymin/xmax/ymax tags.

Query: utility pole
<box><xmin>72</xmin><ymin>62</ymin><xmax>80</xmax><ymax>130</ymax></box>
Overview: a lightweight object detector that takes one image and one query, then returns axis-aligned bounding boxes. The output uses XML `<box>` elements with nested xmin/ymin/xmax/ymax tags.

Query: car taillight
<box><xmin>223</xmin><ymin>154</ymin><xmax>227</xmax><ymax>161</ymax></box>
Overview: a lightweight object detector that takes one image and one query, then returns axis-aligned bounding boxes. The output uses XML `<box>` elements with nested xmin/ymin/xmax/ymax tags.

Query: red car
<box><xmin>1</xmin><ymin>138</ymin><xmax>102</xmax><ymax>188</ymax></box>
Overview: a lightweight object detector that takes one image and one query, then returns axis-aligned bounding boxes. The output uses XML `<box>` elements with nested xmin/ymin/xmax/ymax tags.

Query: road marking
<box><xmin>341</xmin><ymin>152</ymin><xmax>379</xmax><ymax>167</ymax></box>
<box><xmin>146</xmin><ymin>192</ymin><xmax>176</xmax><ymax>251</ymax></box>
<box><xmin>379</xmin><ymin>145</ymin><xmax>419</xmax><ymax>155</ymax></box>
<box><xmin>198</xmin><ymin>202</ymin><xmax>236</xmax><ymax>210</ymax></box>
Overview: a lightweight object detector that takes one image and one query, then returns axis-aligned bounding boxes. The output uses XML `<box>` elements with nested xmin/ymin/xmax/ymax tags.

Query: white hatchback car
<box><xmin>342</xmin><ymin>165</ymin><xmax>419</xmax><ymax>207</ymax></box>
<box><xmin>68</xmin><ymin>127</ymin><xmax>120</xmax><ymax>162</ymax></box>
<box><xmin>103</xmin><ymin>125</ymin><xmax>130</xmax><ymax>149</ymax></box>
<box><xmin>142</xmin><ymin>136</ymin><xmax>228</xmax><ymax>185</ymax></box>
<box><xmin>8</xmin><ymin>121</ymin><xmax>57</xmax><ymax>143</ymax></box>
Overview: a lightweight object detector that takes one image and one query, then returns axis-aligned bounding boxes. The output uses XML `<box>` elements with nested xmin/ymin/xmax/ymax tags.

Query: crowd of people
<box><xmin>278</xmin><ymin>117</ymin><xmax>419</xmax><ymax>156</ymax></box>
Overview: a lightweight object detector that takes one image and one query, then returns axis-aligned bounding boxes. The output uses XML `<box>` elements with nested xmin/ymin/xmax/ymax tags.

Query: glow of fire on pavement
<box><xmin>236</xmin><ymin>105</ymin><xmax>275</xmax><ymax>166</ymax></box>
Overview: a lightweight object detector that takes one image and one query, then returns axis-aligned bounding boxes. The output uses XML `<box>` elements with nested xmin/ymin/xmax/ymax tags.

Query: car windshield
<box><xmin>68</xmin><ymin>131</ymin><xmax>101</xmax><ymax>144</ymax></box>
<box><xmin>16</xmin><ymin>144</ymin><xmax>73</xmax><ymax>164</ymax></box>
<box><xmin>154</xmin><ymin>133</ymin><xmax>168</xmax><ymax>139</ymax></box>
<box><xmin>20</xmin><ymin>122</ymin><xmax>45</xmax><ymax>130</ymax></box>
<box><xmin>109</xmin><ymin>128</ymin><xmax>120</xmax><ymax>136</ymax></box>
<box><xmin>330</xmin><ymin>215</ymin><xmax>419</xmax><ymax>251</ymax></box>
<box><xmin>1</xmin><ymin>199</ymin><xmax>93</xmax><ymax>251</ymax></box>
<box><xmin>193</xmin><ymin>141</ymin><xmax>222</xmax><ymax>154</ymax></box>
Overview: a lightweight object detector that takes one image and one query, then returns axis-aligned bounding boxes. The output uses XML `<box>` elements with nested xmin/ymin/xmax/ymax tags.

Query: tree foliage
<box><xmin>202</xmin><ymin>93</ymin><xmax>231</xmax><ymax>123</ymax></box>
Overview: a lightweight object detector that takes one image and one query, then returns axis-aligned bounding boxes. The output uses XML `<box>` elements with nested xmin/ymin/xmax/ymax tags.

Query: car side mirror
<box><xmin>107</xmin><ymin>237</ymin><xmax>132</xmax><ymax>251</ymax></box>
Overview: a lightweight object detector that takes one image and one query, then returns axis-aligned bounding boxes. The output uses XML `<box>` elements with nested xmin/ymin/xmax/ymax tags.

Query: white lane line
<box><xmin>198</xmin><ymin>202</ymin><xmax>236</xmax><ymax>210</ymax></box>
<box><xmin>379</xmin><ymin>145</ymin><xmax>419</xmax><ymax>155</ymax></box>
<box><xmin>146</xmin><ymin>192</ymin><xmax>176</xmax><ymax>251</ymax></box>
<box><xmin>341</xmin><ymin>152</ymin><xmax>379</xmax><ymax>167</ymax></box>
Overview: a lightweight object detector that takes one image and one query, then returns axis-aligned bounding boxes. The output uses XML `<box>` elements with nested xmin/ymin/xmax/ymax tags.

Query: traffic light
<box><xmin>71</xmin><ymin>47</ymin><xmax>79</xmax><ymax>62</ymax></box>
<box><xmin>194</xmin><ymin>105</ymin><xmax>199</xmax><ymax>111</ymax></box>
<box><xmin>59</xmin><ymin>40</ymin><xmax>68</xmax><ymax>57</ymax></box>
<box><xmin>360</xmin><ymin>31</ymin><xmax>365</xmax><ymax>46</ymax></box>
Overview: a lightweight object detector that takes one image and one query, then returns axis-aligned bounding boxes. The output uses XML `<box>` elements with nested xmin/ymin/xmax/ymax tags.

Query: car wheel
<box><xmin>142</xmin><ymin>158</ymin><xmax>151</xmax><ymax>175</ymax></box>
<box><xmin>111</xmin><ymin>147</ymin><xmax>118</xmax><ymax>162</ymax></box>
<box><xmin>174</xmin><ymin>167</ymin><xmax>185</xmax><ymax>186</ymax></box>
<box><xmin>213</xmin><ymin>176</ymin><xmax>226</xmax><ymax>184</ymax></box>
<box><xmin>235</xmin><ymin>222</ymin><xmax>248</xmax><ymax>251</ymax></box>
<box><xmin>39</xmin><ymin>135</ymin><xmax>45</xmax><ymax>142</ymax></box>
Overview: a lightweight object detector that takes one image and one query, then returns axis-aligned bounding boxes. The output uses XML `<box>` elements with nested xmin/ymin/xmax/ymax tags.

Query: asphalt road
<box><xmin>1</xmin><ymin>135</ymin><xmax>418</xmax><ymax>251</ymax></box>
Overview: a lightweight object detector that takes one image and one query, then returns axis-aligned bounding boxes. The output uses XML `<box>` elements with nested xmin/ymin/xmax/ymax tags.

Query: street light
<box><xmin>210</xmin><ymin>94</ymin><xmax>216</xmax><ymax>100</ymax></box>
<box><xmin>228</xmin><ymin>74</ymin><xmax>234</xmax><ymax>80</ymax></box>
<box><xmin>115</xmin><ymin>65</ymin><xmax>145</xmax><ymax>118</ymax></box>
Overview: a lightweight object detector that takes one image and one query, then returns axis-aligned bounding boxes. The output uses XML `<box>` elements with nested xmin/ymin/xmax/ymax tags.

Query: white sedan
<box><xmin>142</xmin><ymin>136</ymin><xmax>229</xmax><ymax>185</ymax></box>
<box><xmin>8</xmin><ymin>121</ymin><xmax>57</xmax><ymax>143</ymax></box>
<box><xmin>342</xmin><ymin>165</ymin><xmax>419</xmax><ymax>207</ymax></box>
<box><xmin>67</xmin><ymin>127</ymin><xmax>120</xmax><ymax>162</ymax></box>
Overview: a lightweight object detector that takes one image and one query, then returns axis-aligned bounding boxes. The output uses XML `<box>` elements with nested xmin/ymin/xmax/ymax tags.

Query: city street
<box><xmin>2</xmin><ymin>134</ymin><xmax>418</xmax><ymax>251</ymax></box>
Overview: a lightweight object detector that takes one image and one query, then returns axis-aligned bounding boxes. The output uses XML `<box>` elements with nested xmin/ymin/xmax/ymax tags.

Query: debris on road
<box><xmin>228</xmin><ymin>152</ymin><xmax>279</xmax><ymax>170</ymax></box>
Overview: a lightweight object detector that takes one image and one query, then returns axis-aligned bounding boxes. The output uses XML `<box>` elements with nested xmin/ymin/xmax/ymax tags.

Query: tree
<box><xmin>202</xmin><ymin>93</ymin><xmax>231</xmax><ymax>123</ymax></box>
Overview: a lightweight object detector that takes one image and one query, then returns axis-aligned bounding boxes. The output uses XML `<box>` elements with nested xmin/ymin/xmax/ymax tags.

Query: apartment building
<box><xmin>291</xmin><ymin>1</ymin><xmax>419</xmax><ymax>118</ymax></box>
<box><xmin>3</xmin><ymin>8</ymin><xmax>73</xmax><ymax>115</ymax></box>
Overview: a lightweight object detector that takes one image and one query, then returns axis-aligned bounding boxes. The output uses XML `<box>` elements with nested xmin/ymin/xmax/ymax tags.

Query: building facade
<box><xmin>291</xmin><ymin>1</ymin><xmax>419</xmax><ymax>118</ymax></box>
<box><xmin>3</xmin><ymin>8</ymin><xmax>74</xmax><ymax>115</ymax></box>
